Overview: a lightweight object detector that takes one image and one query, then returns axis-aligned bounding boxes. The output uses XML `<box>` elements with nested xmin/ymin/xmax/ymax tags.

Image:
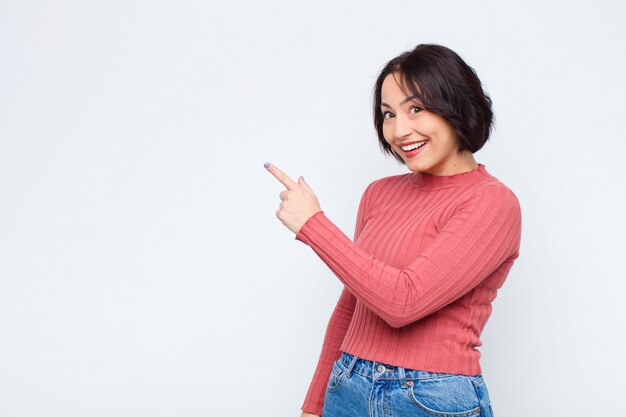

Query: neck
<box><xmin>409</xmin><ymin>161</ymin><xmax>487</xmax><ymax>190</ymax></box>
<box><xmin>421</xmin><ymin>151</ymin><xmax>478</xmax><ymax>176</ymax></box>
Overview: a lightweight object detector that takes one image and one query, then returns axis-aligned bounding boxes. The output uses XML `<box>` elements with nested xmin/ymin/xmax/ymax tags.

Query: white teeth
<box><xmin>401</xmin><ymin>141</ymin><xmax>427</xmax><ymax>151</ymax></box>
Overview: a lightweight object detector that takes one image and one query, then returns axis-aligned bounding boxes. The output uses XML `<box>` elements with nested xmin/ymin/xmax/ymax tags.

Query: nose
<box><xmin>393</xmin><ymin>113</ymin><xmax>413</xmax><ymax>140</ymax></box>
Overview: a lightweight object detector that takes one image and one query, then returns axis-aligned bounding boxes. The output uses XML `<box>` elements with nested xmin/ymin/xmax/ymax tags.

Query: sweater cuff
<box><xmin>295</xmin><ymin>210</ymin><xmax>343</xmax><ymax>246</ymax></box>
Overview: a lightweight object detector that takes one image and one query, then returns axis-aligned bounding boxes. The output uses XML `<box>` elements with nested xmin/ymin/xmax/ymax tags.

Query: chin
<box><xmin>406</xmin><ymin>161</ymin><xmax>426</xmax><ymax>172</ymax></box>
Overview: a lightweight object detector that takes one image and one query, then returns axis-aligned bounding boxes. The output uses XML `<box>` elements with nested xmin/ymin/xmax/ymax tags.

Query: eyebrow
<box><xmin>381</xmin><ymin>95</ymin><xmax>422</xmax><ymax>109</ymax></box>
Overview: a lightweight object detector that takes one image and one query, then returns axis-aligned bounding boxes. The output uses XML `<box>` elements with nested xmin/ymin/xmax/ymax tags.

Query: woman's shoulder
<box><xmin>364</xmin><ymin>172</ymin><xmax>411</xmax><ymax>191</ymax></box>
<box><xmin>357</xmin><ymin>173</ymin><xmax>409</xmax><ymax>204</ymax></box>
<box><xmin>462</xmin><ymin>178</ymin><xmax>522</xmax><ymax>222</ymax></box>
<box><xmin>471</xmin><ymin>174</ymin><xmax>520</xmax><ymax>206</ymax></box>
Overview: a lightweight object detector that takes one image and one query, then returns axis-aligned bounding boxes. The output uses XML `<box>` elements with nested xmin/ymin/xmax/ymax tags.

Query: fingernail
<box><xmin>263</xmin><ymin>162</ymin><xmax>269</xmax><ymax>168</ymax></box>
<box><xmin>301</xmin><ymin>176</ymin><xmax>305</xmax><ymax>181</ymax></box>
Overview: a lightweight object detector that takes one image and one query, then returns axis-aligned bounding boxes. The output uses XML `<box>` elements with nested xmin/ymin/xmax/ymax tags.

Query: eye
<box><xmin>382</xmin><ymin>105</ymin><xmax>422</xmax><ymax>120</ymax></box>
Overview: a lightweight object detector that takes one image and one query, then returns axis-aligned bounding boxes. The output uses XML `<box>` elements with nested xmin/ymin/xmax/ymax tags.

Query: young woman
<box><xmin>265</xmin><ymin>43</ymin><xmax>521</xmax><ymax>417</ymax></box>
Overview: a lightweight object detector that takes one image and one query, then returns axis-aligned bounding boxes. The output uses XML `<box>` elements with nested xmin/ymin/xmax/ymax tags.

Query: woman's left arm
<box><xmin>295</xmin><ymin>184</ymin><xmax>522</xmax><ymax>328</ymax></box>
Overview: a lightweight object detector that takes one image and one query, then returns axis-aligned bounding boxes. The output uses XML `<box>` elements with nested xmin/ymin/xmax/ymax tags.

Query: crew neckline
<box><xmin>409</xmin><ymin>163</ymin><xmax>489</xmax><ymax>190</ymax></box>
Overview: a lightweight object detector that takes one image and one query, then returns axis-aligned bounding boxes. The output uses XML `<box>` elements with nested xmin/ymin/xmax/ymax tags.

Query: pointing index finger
<box><xmin>265</xmin><ymin>162</ymin><xmax>298</xmax><ymax>190</ymax></box>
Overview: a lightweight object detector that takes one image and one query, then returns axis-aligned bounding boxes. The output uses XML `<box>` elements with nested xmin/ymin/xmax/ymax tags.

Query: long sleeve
<box><xmin>295</xmin><ymin>184</ymin><xmax>522</xmax><ymax>329</ymax></box>
<box><xmin>300</xmin><ymin>286</ymin><xmax>355</xmax><ymax>415</ymax></box>
<box><xmin>300</xmin><ymin>184</ymin><xmax>371</xmax><ymax>415</ymax></box>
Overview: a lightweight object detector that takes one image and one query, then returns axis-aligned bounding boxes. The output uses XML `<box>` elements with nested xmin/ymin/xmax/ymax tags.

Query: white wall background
<box><xmin>1</xmin><ymin>1</ymin><xmax>625</xmax><ymax>416</ymax></box>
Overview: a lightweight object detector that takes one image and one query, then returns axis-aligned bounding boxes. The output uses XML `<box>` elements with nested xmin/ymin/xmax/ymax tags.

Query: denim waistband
<box><xmin>338</xmin><ymin>351</ymin><xmax>481</xmax><ymax>385</ymax></box>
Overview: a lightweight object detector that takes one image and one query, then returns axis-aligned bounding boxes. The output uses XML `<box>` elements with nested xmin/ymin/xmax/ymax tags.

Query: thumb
<box><xmin>298</xmin><ymin>176</ymin><xmax>314</xmax><ymax>193</ymax></box>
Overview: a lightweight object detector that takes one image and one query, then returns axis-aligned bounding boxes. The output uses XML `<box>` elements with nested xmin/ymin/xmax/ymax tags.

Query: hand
<box><xmin>264</xmin><ymin>162</ymin><xmax>322</xmax><ymax>235</ymax></box>
<box><xmin>300</xmin><ymin>412</ymin><xmax>321</xmax><ymax>417</ymax></box>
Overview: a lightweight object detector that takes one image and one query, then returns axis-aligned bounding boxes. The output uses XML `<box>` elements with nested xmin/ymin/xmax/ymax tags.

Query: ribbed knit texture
<box><xmin>295</xmin><ymin>163</ymin><xmax>522</xmax><ymax>416</ymax></box>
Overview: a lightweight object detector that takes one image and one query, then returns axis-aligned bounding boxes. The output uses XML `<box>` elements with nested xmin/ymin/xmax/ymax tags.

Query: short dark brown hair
<box><xmin>372</xmin><ymin>44</ymin><xmax>495</xmax><ymax>165</ymax></box>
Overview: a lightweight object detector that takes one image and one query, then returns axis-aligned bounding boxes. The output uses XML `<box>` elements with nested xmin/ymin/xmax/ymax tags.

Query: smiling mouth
<box><xmin>399</xmin><ymin>139</ymin><xmax>429</xmax><ymax>158</ymax></box>
<box><xmin>400</xmin><ymin>140</ymin><xmax>429</xmax><ymax>152</ymax></box>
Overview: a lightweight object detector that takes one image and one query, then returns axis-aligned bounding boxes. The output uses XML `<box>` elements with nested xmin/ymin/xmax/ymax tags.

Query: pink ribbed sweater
<box><xmin>295</xmin><ymin>163</ymin><xmax>522</xmax><ymax>416</ymax></box>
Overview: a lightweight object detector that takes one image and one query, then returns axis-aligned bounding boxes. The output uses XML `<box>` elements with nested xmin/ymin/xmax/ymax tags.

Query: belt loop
<box><xmin>345</xmin><ymin>353</ymin><xmax>359</xmax><ymax>378</ymax></box>
<box><xmin>397</xmin><ymin>365</ymin><xmax>408</xmax><ymax>388</ymax></box>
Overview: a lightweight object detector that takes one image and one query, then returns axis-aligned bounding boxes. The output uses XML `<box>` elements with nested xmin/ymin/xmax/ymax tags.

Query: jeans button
<box><xmin>376</xmin><ymin>364</ymin><xmax>385</xmax><ymax>373</ymax></box>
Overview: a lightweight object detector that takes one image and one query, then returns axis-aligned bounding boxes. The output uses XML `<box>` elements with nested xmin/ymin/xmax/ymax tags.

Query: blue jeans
<box><xmin>322</xmin><ymin>351</ymin><xmax>495</xmax><ymax>417</ymax></box>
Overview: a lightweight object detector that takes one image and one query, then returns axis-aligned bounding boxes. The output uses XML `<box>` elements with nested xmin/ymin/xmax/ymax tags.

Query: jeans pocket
<box><xmin>327</xmin><ymin>359</ymin><xmax>348</xmax><ymax>393</ymax></box>
<box><xmin>406</xmin><ymin>375</ymin><xmax>482</xmax><ymax>417</ymax></box>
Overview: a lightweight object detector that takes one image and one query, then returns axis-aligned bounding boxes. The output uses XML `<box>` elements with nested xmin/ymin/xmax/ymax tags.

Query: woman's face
<box><xmin>380</xmin><ymin>73</ymin><xmax>471</xmax><ymax>176</ymax></box>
